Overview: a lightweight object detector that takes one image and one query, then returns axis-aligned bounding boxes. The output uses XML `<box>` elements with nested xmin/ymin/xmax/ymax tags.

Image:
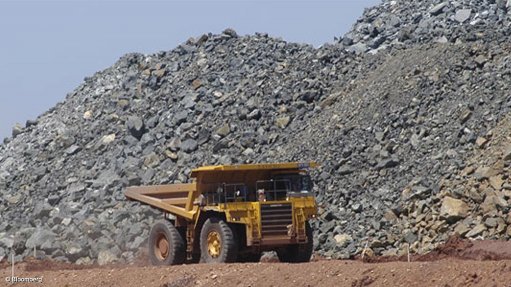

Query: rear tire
<box><xmin>148</xmin><ymin>221</ymin><xmax>186</xmax><ymax>265</ymax></box>
<box><xmin>277</xmin><ymin>221</ymin><xmax>313</xmax><ymax>263</ymax></box>
<box><xmin>200</xmin><ymin>218</ymin><xmax>238</xmax><ymax>263</ymax></box>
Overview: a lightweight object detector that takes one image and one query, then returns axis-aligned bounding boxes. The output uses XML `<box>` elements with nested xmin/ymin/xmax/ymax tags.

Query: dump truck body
<box><xmin>125</xmin><ymin>162</ymin><xmax>317</xmax><ymax>264</ymax></box>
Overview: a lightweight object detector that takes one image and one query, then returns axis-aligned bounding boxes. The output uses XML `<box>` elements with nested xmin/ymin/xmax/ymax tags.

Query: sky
<box><xmin>0</xmin><ymin>0</ymin><xmax>380</xmax><ymax>140</ymax></box>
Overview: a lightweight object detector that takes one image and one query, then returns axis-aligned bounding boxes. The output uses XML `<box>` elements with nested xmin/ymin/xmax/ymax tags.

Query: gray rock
<box><xmin>167</xmin><ymin>137</ymin><xmax>181</xmax><ymax>151</ymax></box>
<box><xmin>47</xmin><ymin>195</ymin><xmax>60</xmax><ymax>206</ymax></box>
<box><xmin>466</xmin><ymin>224</ymin><xmax>486</xmax><ymax>238</ymax></box>
<box><xmin>11</xmin><ymin>123</ymin><xmax>24</xmax><ymax>138</ymax></box>
<box><xmin>75</xmin><ymin>257</ymin><xmax>92</xmax><ymax>265</ymax></box>
<box><xmin>181</xmin><ymin>93</ymin><xmax>197</xmax><ymax>109</ymax></box>
<box><xmin>334</xmin><ymin>234</ymin><xmax>352</xmax><ymax>247</ymax></box>
<box><xmin>25</xmin><ymin>228</ymin><xmax>57</xmax><ymax>250</ymax></box>
<box><xmin>0</xmin><ymin>236</ymin><xmax>14</xmax><ymax>249</ymax></box>
<box><xmin>100</xmin><ymin>133</ymin><xmax>116</xmax><ymax>145</ymax></box>
<box><xmin>247</xmin><ymin>109</ymin><xmax>261</xmax><ymax>120</ymax></box>
<box><xmin>376</xmin><ymin>159</ymin><xmax>399</xmax><ymax>169</ymax></box>
<box><xmin>347</xmin><ymin>42</ymin><xmax>368</xmax><ymax>54</ymax></box>
<box><xmin>275</xmin><ymin>116</ymin><xmax>291</xmax><ymax>129</ymax></box>
<box><xmin>65</xmin><ymin>145</ymin><xmax>81</xmax><ymax>155</ymax></box>
<box><xmin>454</xmin><ymin>222</ymin><xmax>470</xmax><ymax>236</ymax></box>
<box><xmin>34</xmin><ymin>203</ymin><xmax>53</xmax><ymax>218</ymax></box>
<box><xmin>143</xmin><ymin>152</ymin><xmax>160</xmax><ymax>168</ymax></box>
<box><xmin>319</xmin><ymin>220</ymin><xmax>336</xmax><ymax>234</ymax></box>
<box><xmin>65</xmin><ymin>242</ymin><xmax>87</xmax><ymax>261</ymax></box>
<box><xmin>338</xmin><ymin>165</ymin><xmax>354</xmax><ymax>176</ymax></box>
<box><xmin>68</xmin><ymin>183</ymin><xmax>86</xmax><ymax>194</ymax></box>
<box><xmin>180</xmin><ymin>139</ymin><xmax>198</xmax><ymax>153</ymax></box>
<box><xmin>6</xmin><ymin>194</ymin><xmax>22</xmax><ymax>204</ymax></box>
<box><xmin>215</xmin><ymin>123</ymin><xmax>231</xmax><ymax>137</ymax></box>
<box><xmin>222</xmin><ymin>28</ymin><xmax>238</xmax><ymax>38</ymax></box>
<box><xmin>26</xmin><ymin>119</ymin><xmax>38</xmax><ymax>127</ymax></box>
<box><xmin>97</xmin><ymin>250</ymin><xmax>117</xmax><ymax>265</ymax></box>
<box><xmin>300</xmin><ymin>90</ymin><xmax>318</xmax><ymax>103</ymax></box>
<box><xmin>404</xmin><ymin>230</ymin><xmax>418</xmax><ymax>244</ymax></box>
<box><xmin>430</xmin><ymin>2</ymin><xmax>448</xmax><ymax>15</ymax></box>
<box><xmin>127</xmin><ymin>116</ymin><xmax>145</xmax><ymax>139</ymax></box>
<box><xmin>258</xmin><ymin>252</ymin><xmax>277</xmax><ymax>263</ymax></box>
<box><xmin>174</xmin><ymin>110</ymin><xmax>189</xmax><ymax>125</ymax></box>
<box><xmin>484</xmin><ymin>217</ymin><xmax>498</xmax><ymax>228</ymax></box>
<box><xmin>454</xmin><ymin>9</ymin><xmax>471</xmax><ymax>23</ymax></box>
<box><xmin>474</xmin><ymin>55</ymin><xmax>488</xmax><ymax>66</ymax></box>
<box><xmin>351</xmin><ymin>203</ymin><xmax>362</xmax><ymax>213</ymax></box>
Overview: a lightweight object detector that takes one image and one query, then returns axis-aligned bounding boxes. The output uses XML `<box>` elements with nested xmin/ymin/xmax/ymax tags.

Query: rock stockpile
<box><xmin>1</xmin><ymin>1</ymin><xmax>511</xmax><ymax>264</ymax></box>
<box><xmin>0</xmin><ymin>31</ymin><xmax>358</xmax><ymax>264</ymax></box>
<box><xmin>340</xmin><ymin>0</ymin><xmax>511</xmax><ymax>54</ymax></box>
<box><xmin>402</xmin><ymin>116</ymin><xmax>511</xmax><ymax>254</ymax></box>
<box><xmin>297</xmin><ymin>42</ymin><xmax>511</xmax><ymax>258</ymax></box>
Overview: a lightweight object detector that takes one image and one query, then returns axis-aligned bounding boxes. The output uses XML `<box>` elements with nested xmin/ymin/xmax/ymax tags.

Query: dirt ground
<box><xmin>2</xmin><ymin>237</ymin><xmax>511</xmax><ymax>287</ymax></box>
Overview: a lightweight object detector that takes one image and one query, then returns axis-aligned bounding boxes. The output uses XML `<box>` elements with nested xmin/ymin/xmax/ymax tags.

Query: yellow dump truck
<box><xmin>125</xmin><ymin>162</ymin><xmax>317</xmax><ymax>265</ymax></box>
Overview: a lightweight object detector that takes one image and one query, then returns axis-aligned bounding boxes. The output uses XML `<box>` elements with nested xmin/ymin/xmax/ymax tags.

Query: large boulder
<box><xmin>440</xmin><ymin>197</ymin><xmax>469</xmax><ymax>223</ymax></box>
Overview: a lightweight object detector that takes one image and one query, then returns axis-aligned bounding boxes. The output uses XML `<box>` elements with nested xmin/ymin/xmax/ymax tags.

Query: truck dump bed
<box><xmin>125</xmin><ymin>183</ymin><xmax>198</xmax><ymax>220</ymax></box>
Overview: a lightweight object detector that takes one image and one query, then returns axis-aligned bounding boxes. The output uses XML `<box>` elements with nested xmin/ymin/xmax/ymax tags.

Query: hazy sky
<box><xmin>0</xmin><ymin>0</ymin><xmax>380</xmax><ymax>140</ymax></box>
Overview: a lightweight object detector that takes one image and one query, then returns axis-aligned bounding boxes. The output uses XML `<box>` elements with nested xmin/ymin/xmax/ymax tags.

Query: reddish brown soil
<box><xmin>363</xmin><ymin>235</ymin><xmax>511</xmax><ymax>263</ymax></box>
<box><xmin>2</xmin><ymin>238</ymin><xmax>511</xmax><ymax>287</ymax></box>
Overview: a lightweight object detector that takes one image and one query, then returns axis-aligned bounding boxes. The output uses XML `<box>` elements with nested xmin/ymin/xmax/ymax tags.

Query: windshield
<box><xmin>274</xmin><ymin>174</ymin><xmax>313</xmax><ymax>192</ymax></box>
<box><xmin>300</xmin><ymin>175</ymin><xmax>313</xmax><ymax>192</ymax></box>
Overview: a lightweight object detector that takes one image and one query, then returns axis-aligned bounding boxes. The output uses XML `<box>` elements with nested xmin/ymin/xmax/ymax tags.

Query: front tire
<box><xmin>277</xmin><ymin>221</ymin><xmax>314</xmax><ymax>263</ymax></box>
<box><xmin>148</xmin><ymin>221</ymin><xmax>186</xmax><ymax>265</ymax></box>
<box><xmin>200</xmin><ymin>218</ymin><xmax>238</xmax><ymax>263</ymax></box>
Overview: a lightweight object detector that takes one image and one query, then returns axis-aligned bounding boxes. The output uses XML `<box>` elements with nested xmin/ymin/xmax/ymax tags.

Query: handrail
<box><xmin>255</xmin><ymin>179</ymin><xmax>291</xmax><ymax>201</ymax></box>
<box><xmin>204</xmin><ymin>182</ymin><xmax>248</xmax><ymax>205</ymax></box>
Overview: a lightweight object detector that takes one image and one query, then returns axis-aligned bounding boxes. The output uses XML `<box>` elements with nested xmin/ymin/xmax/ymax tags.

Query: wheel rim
<box><xmin>207</xmin><ymin>231</ymin><xmax>222</xmax><ymax>258</ymax></box>
<box><xmin>155</xmin><ymin>233</ymin><xmax>169</xmax><ymax>260</ymax></box>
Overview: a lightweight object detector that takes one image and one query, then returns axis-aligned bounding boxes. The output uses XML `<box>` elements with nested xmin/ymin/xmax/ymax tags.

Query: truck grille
<box><xmin>260</xmin><ymin>203</ymin><xmax>293</xmax><ymax>237</ymax></box>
